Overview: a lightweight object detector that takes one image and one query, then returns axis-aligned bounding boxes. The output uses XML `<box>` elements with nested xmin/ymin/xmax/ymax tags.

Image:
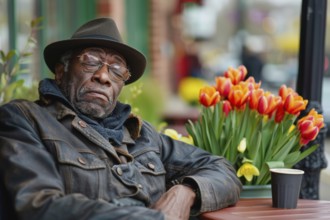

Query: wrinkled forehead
<box><xmin>77</xmin><ymin>47</ymin><xmax>127</xmax><ymax>64</ymax></box>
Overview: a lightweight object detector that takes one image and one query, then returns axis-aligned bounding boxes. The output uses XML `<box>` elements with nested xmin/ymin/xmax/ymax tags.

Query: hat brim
<box><xmin>44</xmin><ymin>38</ymin><xmax>146</xmax><ymax>85</ymax></box>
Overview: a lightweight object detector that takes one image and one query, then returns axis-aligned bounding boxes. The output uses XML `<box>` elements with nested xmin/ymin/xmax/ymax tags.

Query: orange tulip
<box><xmin>222</xmin><ymin>100</ymin><xmax>232</xmax><ymax>116</ymax></box>
<box><xmin>199</xmin><ymin>86</ymin><xmax>221</xmax><ymax>107</ymax></box>
<box><xmin>243</xmin><ymin>76</ymin><xmax>261</xmax><ymax>91</ymax></box>
<box><xmin>253</xmin><ymin>93</ymin><xmax>282</xmax><ymax>116</ymax></box>
<box><xmin>238</xmin><ymin>65</ymin><xmax>248</xmax><ymax>79</ymax></box>
<box><xmin>224</xmin><ymin>65</ymin><xmax>248</xmax><ymax>85</ymax></box>
<box><xmin>283</xmin><ymin>94</ymin><xmax>308</xmax><ymax>115</ymax></box>
<box><xmin>264</xmin><ymin>93</ymin><xmax>282</xmax><ymax>117</ymax></box>
<box><xmin>215</xmin><ymin>76</ymin><xmax>232</xmax><ymax>98</ymax></box>
<box><xmin>228</xmin><ymin>84</ymin><xmax>250</xmax><ymax>108</ymax></box>
<box><xmin>279</xmin><ymin>85</ymin><xmax>298</xmax><ymax>100</ymax></box>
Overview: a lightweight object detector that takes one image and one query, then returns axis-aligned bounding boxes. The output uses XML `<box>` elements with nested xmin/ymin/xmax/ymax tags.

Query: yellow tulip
<box><xmin>164</xmin><ymin>129</ymin><xmax>194</xmax><ymax>145</ymax></box>
<box><xmin>289</xmin><ymin>125</ymin><xmax>295</xmax><ymax>133</ymax></box>
<box><xmin>179</xmin><ymin>136</ymin><xmax>194</xmax><ymax>145</ymax></box>
<box><xmin>163</xmin><ymin>128</ymin><xmax>180</xmax><ymax>140</ymax></box>
<box><xmin>237</xmin><ymin>163</ymin><xmax>260</xmax><ymax>182</ymax></box>
<box><xmin>237</xmin><ymin>138</ymin><xmax>247</xmax><ymax>153</ymax></box>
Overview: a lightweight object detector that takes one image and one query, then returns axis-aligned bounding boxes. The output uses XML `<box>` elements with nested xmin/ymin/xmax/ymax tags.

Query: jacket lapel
<box><xmin>72</xmin><ymin>116</ymin><xmax>122</xmax><ymax>163</ymax></box>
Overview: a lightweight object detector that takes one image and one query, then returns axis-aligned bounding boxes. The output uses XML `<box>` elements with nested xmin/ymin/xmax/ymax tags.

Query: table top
<box><xmin>199</xmin><ymin>198</ymin><xmax>330</xmax><ymax>220</ymax></box>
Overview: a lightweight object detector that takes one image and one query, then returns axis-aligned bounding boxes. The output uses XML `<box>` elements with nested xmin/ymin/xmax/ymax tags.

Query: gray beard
<box><xmin>59</xmin><ymin>83</ymin><xmax>112</xmax><ymax>119</ymax></box>
<box><xmin>75</xmin><ymin>100</ymin><xmax>112</xmax><ymax>119</ymax></box>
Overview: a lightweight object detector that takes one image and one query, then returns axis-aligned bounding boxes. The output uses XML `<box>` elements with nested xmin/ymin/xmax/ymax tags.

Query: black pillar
<box><xmin>294</xmin><ymin>0</ymin><xmax>328</xmax><ymax>199</ymax></box>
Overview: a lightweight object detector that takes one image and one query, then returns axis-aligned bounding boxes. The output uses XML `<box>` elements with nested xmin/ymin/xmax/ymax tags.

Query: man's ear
<box><xmin>54</xmin><ymin>63</ymin><xmax>64</xmax><ymax>84</ymax></box>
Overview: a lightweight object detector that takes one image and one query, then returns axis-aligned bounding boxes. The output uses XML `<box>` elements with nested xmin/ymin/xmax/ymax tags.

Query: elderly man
<box><xmin>0</xmin><ymin>18</ymin><xmax>241</xmax><ymax>220</ymax></box>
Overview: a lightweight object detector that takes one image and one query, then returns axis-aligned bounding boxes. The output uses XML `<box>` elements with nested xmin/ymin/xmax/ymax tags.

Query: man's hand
<box><xmin>152</xmin><ymin>184</ymin><xmax>196</xmax><ymax>220</ymax></box>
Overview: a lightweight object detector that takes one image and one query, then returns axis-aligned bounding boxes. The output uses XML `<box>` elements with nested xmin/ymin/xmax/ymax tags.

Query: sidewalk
<box><xmin>319</xmin><ymin>137</ymin><xmax>330</xmax><ymax>200</ymax></box>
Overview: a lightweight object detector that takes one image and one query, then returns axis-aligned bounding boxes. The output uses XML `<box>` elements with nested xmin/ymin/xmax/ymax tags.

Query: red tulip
<box><xmin>297</xmin><ymin>120</ymin><xmax>319</xmax><ymax>145</ymax></box>
<box><xmin>300</xmin><ymin>109</ymin><xmax>325</xmax><ymax>129</ymax></box>
<box><xmin>257</xmin><ymin>96</ymin><xmax>268</xmax><ymax>114</ymax></box>
<box><xmin>199</xmin><ymin>86</ymin><xmax>221</xmax><ymax>107</ymax></box>
<box><xmin>297</xmin><ymin>108</ymin><xmax>324</xmax><ymax>145</ymax></box>
<box><xmin>222</xmin><ymin>100</ymin><xmax>232</xmax><ymax>116</ymax></box>
<box><xmin>275</xmin><ymin>103</ymin><xmax>285</xmax><ymax>123</ymax></box>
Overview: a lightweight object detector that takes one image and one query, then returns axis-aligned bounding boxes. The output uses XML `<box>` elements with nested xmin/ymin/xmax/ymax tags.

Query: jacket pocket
<box><xmin>134</xmin><ymin>152</ymin><xmax>166</xmax><ymax>175</ymax></box>
<box><xmin>133</xmin><ymin>150</ymin><xmax>167</xmax><ymax>203</ymax></box>
<box><xmin>55</xmin><ymin>142</ymin><xmax>106</xmax><ymax>199</ymax></box>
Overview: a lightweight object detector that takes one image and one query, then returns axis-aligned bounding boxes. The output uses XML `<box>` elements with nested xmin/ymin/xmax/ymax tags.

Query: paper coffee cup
<box><xmin>270</xmin><ymin>168</ymin><xmax>304</xmax><ymax>209</ymax></box>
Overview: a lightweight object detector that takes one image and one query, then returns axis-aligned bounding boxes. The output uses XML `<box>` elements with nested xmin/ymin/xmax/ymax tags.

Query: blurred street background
<box><xmin>1</xmin><ymin>0</ymin><xmax>330</xmax><ymax>200</ymax></box>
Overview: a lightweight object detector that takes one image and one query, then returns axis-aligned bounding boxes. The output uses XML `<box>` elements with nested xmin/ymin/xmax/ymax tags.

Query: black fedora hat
<box><xmin>44</xmin><ymin>17</ymin><xmax>146</xmax><ymax>85</ymax></box>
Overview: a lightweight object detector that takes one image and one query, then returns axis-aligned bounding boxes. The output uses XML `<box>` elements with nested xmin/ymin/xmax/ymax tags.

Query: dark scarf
<box><xmin>39</xmin><ymin>79</ymin><xmax>131</xmax><ymax>145</ymax></box>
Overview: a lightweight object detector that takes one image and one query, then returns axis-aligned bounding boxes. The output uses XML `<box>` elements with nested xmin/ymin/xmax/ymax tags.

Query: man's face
<box><xmin>55</xmin><ymin>47</ymin><xmax>129</xmax><ymax>119</ymax></box>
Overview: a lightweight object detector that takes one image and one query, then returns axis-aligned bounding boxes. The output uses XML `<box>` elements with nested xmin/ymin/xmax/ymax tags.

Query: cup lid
<box><xmin>270</xmin><ymin>168</ymin><xmax>304</xmax><ymax>175</ymax></box>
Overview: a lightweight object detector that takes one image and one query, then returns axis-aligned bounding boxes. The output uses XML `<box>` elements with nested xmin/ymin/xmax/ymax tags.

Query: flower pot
<box><xmin>240</xmin><ymin>185</ymin><xmax>272</xmax><ymax>198</ymax></box>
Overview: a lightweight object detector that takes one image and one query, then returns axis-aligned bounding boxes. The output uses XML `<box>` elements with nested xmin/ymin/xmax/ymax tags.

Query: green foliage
<box><xmin>186</xmin><ymin>102</ymin><xmax>318</xmax><ymax>185</ymax></box>
<box><xmin>0</xmin><ymin>17</ymin><xmax>42</xmax><ymax>104</ymax></box>
<box><xmin>119</xmin><ymin>77</ymin><xmax>165</xmax><ymax>127</ymax></box>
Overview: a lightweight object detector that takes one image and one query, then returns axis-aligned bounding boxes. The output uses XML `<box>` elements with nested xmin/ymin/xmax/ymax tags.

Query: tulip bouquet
<box><xmin>185</xmin><ymin>65</ymin><xmax>324</xmax><ymax>185</ymax></box>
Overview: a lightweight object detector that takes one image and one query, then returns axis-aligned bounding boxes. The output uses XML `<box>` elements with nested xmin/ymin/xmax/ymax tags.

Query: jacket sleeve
<box><xmin>0</xmin><ymin>102</ymin><xmax>164</xmax><ymax>220</ymax></box>
<box><xmin>157</xmin><ymin>128</ymin><xmax>242</xmax><ymax>215</ymax></box>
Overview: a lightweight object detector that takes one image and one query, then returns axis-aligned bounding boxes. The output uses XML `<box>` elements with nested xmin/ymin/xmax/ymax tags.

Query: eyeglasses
<box><xmin>77</xmin><ymin>53</ymin><xmax>131</xmax><ymax>82</ymax></box>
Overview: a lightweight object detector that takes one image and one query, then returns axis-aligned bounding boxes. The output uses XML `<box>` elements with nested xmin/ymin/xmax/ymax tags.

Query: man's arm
<box><xmin>152</xmin><ymin>184</ymin><xmax>195</xmax><ymax>220</ymax></box>
<box><xmin>158</xmin><ymin>133</ymin><xmax>242</xmax><ymax>215</ymax></box>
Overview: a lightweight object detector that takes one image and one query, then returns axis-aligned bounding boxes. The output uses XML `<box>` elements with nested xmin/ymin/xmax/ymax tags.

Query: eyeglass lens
<box><xmin>78</xmin><ymin>53</ymin><xmax>130</xmax><ymax>82</ymax></box>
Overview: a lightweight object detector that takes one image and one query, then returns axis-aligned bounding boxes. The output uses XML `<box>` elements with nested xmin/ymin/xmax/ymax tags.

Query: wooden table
<box><xmin>199</xmin><ymin>198</ymin><xmax>330</xmax><ymax>220</ymax></box>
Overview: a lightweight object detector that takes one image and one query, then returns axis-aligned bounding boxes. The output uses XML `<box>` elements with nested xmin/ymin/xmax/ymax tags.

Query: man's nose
<box><xmin>92</xmin><ymin>65</ymin><xmax>111</xmax><ymax>85</ymax></box>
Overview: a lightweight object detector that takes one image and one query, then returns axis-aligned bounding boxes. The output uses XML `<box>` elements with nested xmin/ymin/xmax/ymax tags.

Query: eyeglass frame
<box><xmin>76</xmin><ymin>52</ymin><xmax>131</xmax><ymax>82</ymax></box>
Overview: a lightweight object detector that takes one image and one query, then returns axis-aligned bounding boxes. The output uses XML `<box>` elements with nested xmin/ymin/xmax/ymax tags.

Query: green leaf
<box><xmin>266</xmin><ymin>161</ymin><xmax>285</xmax><ymax>169</ymax></box>
<box><xmin>5</xmin><ymin>50</ymin><xmax>17</xmax><ymax>61</ymax></box>
<box><xmin>249</xmin><ymin>131</ymin><xmax>262</xmax><ymax>164</ymax></box>
<box><xmin>213</xmin><ymin>102</ymin><xmax>221</xmax><ymax>140</ymax></box>
<box><xmin>272</xmin><ymin>136</ymin><xmax>297</xmax><ymax>161</ymax></box>
<box><xmin>0</xmin><ymin>74</ymin><xmax>8</xmax><ymax>85</ymax></box>
<box><xmin>292</xmin><ymin>144</ymin><xmax>319</xmax><ymax>166</ymax></box>
<box><xmin>256</xmin><ymin>163</ymin><xmax>271</xmax><ymax>185</ymax></box>
<box><xmin>21</xmin><ymin>52</ymin><xmax>33</xmax><ymax>58</ymax></box>
<box><xmin>30</xmin><ymin>17</ymin><xmax>43</xmax><ymax>28</ymax></box>
<box><xmin>208</xmin><ymin>120</ymin><xmax>221</xmax><ymax>155</ymax></box>
<box><xmin>186</xmin><ymin>120</ymin><xmax>202</xmax><ymax>149</ymax></box>
<box><xmin>222</xmin><ymin>135</ymin><xmax>233</xmax><ymax>160</ymax></box>
<box><xmin>283</xmin><ymin>151</ymin><xmax>300</xmax><ymax>166</ymax></box>
<box><xmin>201</xmin><ymin>111</ymin><xmax>215</xmax><ymax>153</ymax></box>
<box><xmin>238</xmin><ymin>107</ymin><xmax>249</xmax><ymax>142</ymax></box>
<box><xmin>0</xmin><ymin>50</ymin><xmax>6</xmax><ymax>61</ymax></box>
<box><xmin>3</xmin><ymin>79</ymin><xmax>24</xmax><ymax>102</ymax></box>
